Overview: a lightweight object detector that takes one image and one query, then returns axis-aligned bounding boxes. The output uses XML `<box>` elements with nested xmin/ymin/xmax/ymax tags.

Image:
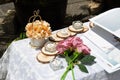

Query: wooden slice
<box><xmin>56</xmin><ymin>29</ymin><xmax>70</xmax><ymax>38</ymax></box>
<box><xmin>82</xmin><ymin>26</ymin><xmax>89</xmax><ymax>33</ymax></box>
<box><xmin>68</xmin><ymin>25</ymin><xmax>83</xmax><ymax>33</ymax></box>
<box><xmin>49</xmin><ymin>33</ymin><xmax>64</xmax><ymax>42</ymax></box>
<box><xmin>41</xmin><ymin>47</ymin><xmax>58</xmax><ymax>56</ymax></box>
<box><xmin>42</xmin><ymin>41</ymin><xmax>58</xmax><ymax>56</ymax></box>
<box><xmin>89</xmin><ymin>22</ymin><xmax>95</xmax><ymax>28</ymax></box>
<box><xmin>67</xmin><ymin>29</ymin><xmax>77</xmax><ymax>36</ymax></box>
<box><xmin>36</xmin><ymin>52</ymin><xmax>55</xmax><ymax>63</ymax></box>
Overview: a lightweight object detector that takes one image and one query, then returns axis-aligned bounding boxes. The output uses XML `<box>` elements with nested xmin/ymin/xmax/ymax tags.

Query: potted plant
<box><xmin>13</xmin><ymin>0</ymin><xmax>67</xmax><ymax>34</ymax></box>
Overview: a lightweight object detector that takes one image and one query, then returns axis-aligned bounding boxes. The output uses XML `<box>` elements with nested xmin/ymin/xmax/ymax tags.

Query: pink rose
<box><xmin>77</xmin><ymin>44</ymin><xmax>91</xmax><ymax>55</ymax></box>
<box><xmin>56</xmin><ymin>40</ymin><xmax>71</xmax><ymax>54</ymax></box>
<box><xmin>65</xmin><ymin>36</ymin><xmax>74</xmax><ymax>43</ymax></box>
<box><xmin>56</xmin><ymin>36</ymin><xmax>91</xmax><ymax>55</ymax></box>
<box><xmin>56</xmin><ymin>45</ymin><xmax>67</xmax><ymax>54</ymax></box>
<box><xmin>72</xmin><ymin>37</ymin><xmax>83</xmax><ymax>48</ymax></box>
<box><xmin>63</xmin><ymin>40</ymin><xmax>72</xmax><ymax>48</ymax></box>
<box><xmin>65</xmin><ymin>36</ymin><xmax>83</xmax><ymax>48</ymax></box>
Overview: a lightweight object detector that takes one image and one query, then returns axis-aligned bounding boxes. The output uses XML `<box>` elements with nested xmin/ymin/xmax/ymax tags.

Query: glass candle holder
<box><xmin>72</xmin><ymin>21</ymin><xmax>83</xmax><ymax>29</ymax></box>
<box><xmin>49</xmin><ymin>57</ymin><xmax>63</xmax><ymax>71</ymax></box>
<box><xmin>45</xmin><ymin>43</ymin><xmax>56</xmax><ymax>52</ymax></box>
<box><xmin>60</xmin><ymin>29</ymin><xmax>68</xmax><ymax>35</ymax></box>
<box><xmin>30</xmin><ymin>38</ymin><xmax>46</xmax><ymax>48</ymax></box>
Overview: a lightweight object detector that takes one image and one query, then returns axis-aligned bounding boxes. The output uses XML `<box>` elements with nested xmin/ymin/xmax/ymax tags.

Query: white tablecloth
<box><xmin>1</xmin><ymin>23</ymin><xmax>120</xmax><ymax>80</ymax></box>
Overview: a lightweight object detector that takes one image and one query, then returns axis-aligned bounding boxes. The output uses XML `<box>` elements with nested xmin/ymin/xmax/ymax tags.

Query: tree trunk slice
<box><xmin>68</xmin><ymin>25</ymin><xmax>84</xmax><ymax>33</ymax></box>
<box><xmin>36</xmin><ymin>52</ymin><xmax>56</xmax><ymax>63</ymax></box>
<box><xmin>49</xmin><ymin>33</ymin><xmax>64</xmax><ymax>42</ymax></box>
<box><xmin>56</xmin><ymin>30</ymin><xmax>70</xmax><ymax>38</ymax></box>
<box><xmin>41</xmin><ymin>47</ymin><xmax>58</xmax><ymax>56</ymax></box>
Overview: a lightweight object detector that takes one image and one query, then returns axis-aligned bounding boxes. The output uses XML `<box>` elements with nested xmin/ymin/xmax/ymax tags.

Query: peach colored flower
<box><xmin>25</xmin><ymin>20</ymin><xmax>51</xmax><ymax>39</ymax></box>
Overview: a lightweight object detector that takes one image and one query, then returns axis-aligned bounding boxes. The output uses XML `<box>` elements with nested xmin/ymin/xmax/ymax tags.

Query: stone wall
<box><xmin>64</xmin><ymin>0</ymin><xmax>104</xmax><ymax>25</ymax></box>
<box><xmin>0</xmin><ymin>2</ymin><xmax>16</xmax><ymax>58</ymax></box>
<box><xmin>0</xmin><ymin>0</ymin><xmax>104</xmax><ymax>34</ymax></box>
<box><xmin>0</xmin><ymin>0</ymin><xmax>12</xmax><ymax>4</ymax></box>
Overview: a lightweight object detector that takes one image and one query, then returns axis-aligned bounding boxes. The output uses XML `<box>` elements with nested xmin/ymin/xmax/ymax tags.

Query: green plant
<box><xmin>56</xmin><ymin>36</ymin><xmax>95</xmax><ymax>80</ymax></box>
<box><xmin>14</xmin><ymin>32</ymin><xmax>27</xmax><ymax>41</ymax></box>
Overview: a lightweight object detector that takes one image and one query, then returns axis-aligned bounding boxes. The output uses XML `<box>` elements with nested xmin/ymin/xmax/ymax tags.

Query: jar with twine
<box><xmin>25</xmin><ymin>10</ymin><xmax>52</xmax><ymax>48</ymax></box>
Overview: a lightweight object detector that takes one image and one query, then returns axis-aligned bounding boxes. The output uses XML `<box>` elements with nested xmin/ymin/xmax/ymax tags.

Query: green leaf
<box><xmin>20</xmin><ymin>33</ymin><xmax>23</xmax><ymax>39</ymax></box>
<box><xmin>75</xmin><ymin>53</ymin><xmax>84</xmax><ymax>61</ymax></box>
<box><xmin>78</xmin><ymin>64</ymin><xmax>88</xmax><ymax>73</ymax></box>
<box><xmin>65</xmin><ymin>56</ymin><xmax>71</xmax><ymax>64</ymax></box>
<box><xmin>80</xmin><ymin>55</ymin><xmax>95</xmax><ymax>65</ymax></box>
<box><xmin>22</xmin><ymin>32</ymin><xmax>27</xmax><ymax>38</ymax></box>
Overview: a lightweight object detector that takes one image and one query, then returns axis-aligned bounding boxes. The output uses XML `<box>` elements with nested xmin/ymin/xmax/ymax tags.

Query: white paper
<box><xmin>84</xmin><ymin>26</ymin><xmax>120</xmax><ymax>73</ymax></box>
<box><xmin>89</xmin><ymin>8</ymin><xmax>120</xmax><ymax>38</ymax></box>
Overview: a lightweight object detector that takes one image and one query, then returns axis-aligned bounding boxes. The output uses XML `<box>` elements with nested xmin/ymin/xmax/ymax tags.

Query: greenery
<box><xmin>56</xmin><ymin>36</ymin><xmax>95</xmax><ymax>80</ymax></box>
<box><xmin>60</xmin><ymin>50</ymin><xmax>95</xmax><ymax>80</ymax></box>
<box><xmin>14</xmin><ymin>32</ymin><xmax>27</xmax><ymax>41</ymax></box>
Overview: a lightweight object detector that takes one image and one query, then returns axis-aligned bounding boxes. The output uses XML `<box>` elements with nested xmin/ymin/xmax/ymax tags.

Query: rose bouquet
<box><xmin>56</xmin><ymin>36</ymin><xmax>95</xmax><ymax>80</ymax></box>
<box><xmin>25</xmin><ymin>20</ymin><xmax>51</xmax><ymax>39</ymax></box>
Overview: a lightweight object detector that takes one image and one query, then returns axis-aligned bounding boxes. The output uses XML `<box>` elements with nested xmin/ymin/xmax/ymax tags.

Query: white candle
<box><xmin>60</xmin><ymin>29</ymin><xmax>68</xmax><ymax>35</ymax></box>
<box><xmin>46</xmin><ymin>43</ymin><xmax>56</xmax><ymax>52</ymax></box>
<box><xmin>72</xmin><ymin>21</ymin><xmax>83</xmax><ymax>29</ymax></box>
<box><xmin>49</xmin><ymin>58</ymin><xmax>63</xmax><ymax>71</ymax></box>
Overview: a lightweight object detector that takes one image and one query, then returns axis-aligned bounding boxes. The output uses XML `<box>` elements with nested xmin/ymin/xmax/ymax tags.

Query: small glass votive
<box><xmin>72</xmin><ymin>21</ymin><xmax>83</xmax><ymax>29</ymax></box>
<box><xmin>60</xmin><ymin>29</ymin><xmax>68</xmax><ymax>35</ymax></box>
<box><xmin>49</xmin><ymin>57</ymin><xmax>63</xmax><ymax>71</ymax></box>
<box><xmin>45</xmin><ymin>43</ymin><xmax>56</xmax><ymax>52</ymax></box>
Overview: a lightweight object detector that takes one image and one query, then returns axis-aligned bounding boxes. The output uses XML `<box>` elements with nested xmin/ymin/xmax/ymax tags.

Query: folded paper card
<box><xmin>87</xmin><ymin>8</ymin><xmax>120</xmax><ymax>73</ymax></box>
<box><xmin>90</xmin><ymin>8</ymin><xmax>120</xmax><ymax>38</ymax></box>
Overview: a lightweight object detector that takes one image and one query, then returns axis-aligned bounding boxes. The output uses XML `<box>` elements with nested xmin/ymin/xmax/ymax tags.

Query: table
<box><xmin>1</xmin><ymin>22</ymin><xmax>120</xmax><ymax>80</ymax></box>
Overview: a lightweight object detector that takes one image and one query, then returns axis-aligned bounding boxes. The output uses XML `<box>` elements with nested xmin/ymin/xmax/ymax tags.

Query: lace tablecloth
<box><xmin>1</xmin><ymin>23</ymin><xmax>120</xmax><ymax>80</ymax></box>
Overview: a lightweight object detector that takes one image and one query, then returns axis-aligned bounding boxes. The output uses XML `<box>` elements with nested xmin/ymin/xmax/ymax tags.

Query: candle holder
<box><xmin>72</xmin><ymin>21</ymin><xmax>83</xmax><ymax>29</ymax></box>
<box><xmin>49</xmin><ymin>57</ymin><xmax>64</xmax><ymax>71</ymax></box>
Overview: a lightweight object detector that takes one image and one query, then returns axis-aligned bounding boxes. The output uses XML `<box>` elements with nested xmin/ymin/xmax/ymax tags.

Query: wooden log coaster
<box><xmin>68</xmin><ymin>25</ymin><xmax>84</xmax><ymax>33</ymax></box>
<box><xmin>41</xmin><ymin>47</ymin><xmax>58</xmax><ymax>56</ymax></box>
<box><xmin>49</xmin><ymin>33</ymin><xmax>64</xmax><ymax>42</ymax></box>
<box><xmin>41</xmin><ymin>41</ymin><xmax>58</xmax><ymax>56</ymax></box>
<box><xmin>67</xmin><ymin>29</ymin><xmax>77</xmax><ymax>36</ymax></box>
<box><xmin>89</xmin><ymin>22</ymin><xmax>95</xmax><ymax>28</ymax></box>
<box><xmin>82</xmin><ymin>26</ymin><xmax>89</xmax><ymax>33</ymax></box>
<box><xmin>56</xmin><ymin>29</ymin><xmax>70</xmax><ymax>38</ymax></box>
<box><xmin>36</xmin><ymin>52</ymin><xmax>56</xmax><ymax>63</ymax></box>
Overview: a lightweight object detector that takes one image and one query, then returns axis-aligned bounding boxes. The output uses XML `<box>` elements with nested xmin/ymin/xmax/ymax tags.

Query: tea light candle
<box><xmin>45</xmin><ymin>43</ymin><xmax>56</xmax><ymax>52</ymax></box>
<box><xmin>49</xmin><ymin>58</ymin><xmax>63</xmax><ymax>71</ymax></box>
<box><xmin>72</xmin><ymin>21</ymin><xmax>83</xmax><ymax>29</ymax></box>
<box><xmin>60</xmin><ymin>29</ymin><xmax>68</xmax><ymax>35</ymax></box>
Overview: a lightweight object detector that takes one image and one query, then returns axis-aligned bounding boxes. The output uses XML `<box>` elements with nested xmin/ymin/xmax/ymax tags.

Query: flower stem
<box><xmin>60</xmin><ymin>66</ymin><xmax>70</xmax><ymax>80</ymax></box>
<box><xmin>69</xmin><ymin>53</ymin><xmax>79</xmax><ymax>64</ymax></box>
<box><xmin>70</xmin><ymin>63</ymin><xmax>75</xmax><ymax>80</ymax></box>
